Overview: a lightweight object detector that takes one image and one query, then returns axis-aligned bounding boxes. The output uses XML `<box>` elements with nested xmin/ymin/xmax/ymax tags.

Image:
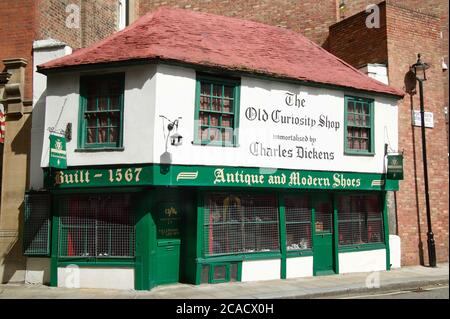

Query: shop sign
<box><xmin>387</xmin><ymin>154</ymin><xmax>403</xmax><ymax>180</ymax></box>
<box><xmin>49</xmin><ymin>134</ymin><xmax>67</xmax><ymax>169</ymax></box>
<box><xmin>47</xmin><ymin>164</ymin><xmax>399</xmax><ymax>191</ymax></box>
<box><xmin>412</xmin><ymin>110</ymin><xmax>434</xmax><ymax>128</ymax></box>
<box><xmin>157</xmin><ymin>202</ymin><xmax>181</xmax><ymax>239</ymax></box>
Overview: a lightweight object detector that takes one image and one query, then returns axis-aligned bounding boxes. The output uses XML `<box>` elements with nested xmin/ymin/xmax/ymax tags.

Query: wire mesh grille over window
<box><xmin>285</xmin><ymin>196</ymin><xmax>312</xmax><ymax>251</ymax></box>
<box><xmin>23</xmin><ymin>193</ymin><xmax>51</xmax><ymax>256</ymax></box>
<box><xmin>204</xmin><ymin>194</ymin><xmax>279</xmax><ymax>256</ymax></box>
<box><xmin>58</xmin><ymin>194</ymin><xmax>135</xmax><ymax>258</ymax></box>
<box><xmin>337</xmin><ymin>195</ymin><xmax>384</xmax><ymax>246</ymax></box>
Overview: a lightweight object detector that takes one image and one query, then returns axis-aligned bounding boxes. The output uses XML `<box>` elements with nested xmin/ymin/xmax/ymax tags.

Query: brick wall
<box><xmin>0</xmin><ymin>0</ymin><xmax>37</xmax><ymax>100</ymax></box>
<box><xmin>386</xmin><ymin>3</ymin><xmax>449</xmax><ymax>266</ymax></box>
<box><xmin>327</xmin><ymin>2</ymin><xmax>388</xmax><ymax>68</ymax></box>
<box><xmin>37</xmin><ymin>0</ymin><xmax>118</xmax><ymax>49</ymax></box>
<box><xmin>135</xmin><ymin>0</ymin><xmax>340</xmax><ymax>45</ymax></box>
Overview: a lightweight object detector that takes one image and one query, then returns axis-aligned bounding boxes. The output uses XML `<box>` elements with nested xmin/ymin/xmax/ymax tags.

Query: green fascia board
<box><xmin>44</xmin><ymin>164</ymin><xmax>400</xmax><ymax>191</ymax></box>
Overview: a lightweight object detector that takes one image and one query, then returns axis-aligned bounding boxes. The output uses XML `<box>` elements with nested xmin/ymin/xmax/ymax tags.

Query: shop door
<box><xmin>313</xmin><ymin>195</ymin><xmax>335</xmax><ymax>275</ymax></box>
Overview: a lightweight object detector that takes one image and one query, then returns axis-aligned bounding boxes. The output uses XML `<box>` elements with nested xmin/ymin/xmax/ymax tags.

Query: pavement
<box><xmin>0</xmin><ymin>263</ymin><xmax>448</xmax><ymax>299</ymax></box>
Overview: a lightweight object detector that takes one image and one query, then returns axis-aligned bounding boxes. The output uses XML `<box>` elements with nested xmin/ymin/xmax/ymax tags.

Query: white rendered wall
<box><xmin>359</xmin><ymin>64</ymin><xmax>389</xmax><ymax>85</ymax></box>
<box><xmin>25</xmin><ymin>257</ymin><xmax>51</xmax><ymax>285</ymax></box>
<box><xmin>41</xmin><ymin>64</ymin><xmax>157</xmax><ymax>167</ymax></box>
<box><xmin>286</xmin><ymin>256</ymin><xmax>313</xmax><ymax>279</ymax></box>
<box><xmin>339</xmin><ymin>249</ymin><xmax>386</xmax><ymax>274</ymax></box>
<box><xmin>42</xmin><ymin>63</ymin><xmax>398</xmax><ymax>174</ymax></box>
<box><xmin>57</xmin><ymin>267</ymin><xmax>134</xmax><ymax>290</ymax></box>
<box><xmin>241</xmin><ymin>259</ymin><xmax>280</xmax><ymax>282</ymax></box>
<box><xmin>31</xmin><ymin>39</ymin><xmax>72</xmax><ymax>189</ymax></box>
<box><xmin>389</xmin><ymin>235</ymin><xmax>401</xmax><ymax>269</ymax></box>
<box><xmin>153</xmin><ymin>64</ymin><xmax>398</xmax><ymax>174</ymax></box>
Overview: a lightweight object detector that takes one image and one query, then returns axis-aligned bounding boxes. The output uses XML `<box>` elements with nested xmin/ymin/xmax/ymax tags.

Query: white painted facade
<box><xmin>241</xmin><ymin>259</ymin><xmax>281</xmax><ymax>282</ymax></box>
<box><xmin>338</xmin><ymin>249</ymin><xmax>387</xmax><ymax>274</ymax></box>
<box><xmin>31</xmin><ymin>39</ymin><xmax>72</xmax><ymax>190</ymax></box>
<box><xmin>389</xmin><ymin>235</ymin><xmax>401</xmax><ymax>269</ymax></box>
<box><xmin>359</xmin><ymin>64</ymin><xmax>389</xmax><ymax>86</ymax></box>
<box><xmin>286</xmin><ymin>256</ymin><xmax>313</xmax><ymax>279</ymax></box>
<box><xmin>57</xmin><ymin>267</ymin><xmax>134</xmax><ymax>290</ymax></box>
<box><xmin>40</xmin><ymin>63</ymin><xmax>398</xmax><ymax>175</ymax></box>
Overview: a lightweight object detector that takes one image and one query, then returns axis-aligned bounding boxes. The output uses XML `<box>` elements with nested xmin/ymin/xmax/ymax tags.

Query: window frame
<box><xmin>194</xmin><ymin>74</ymin><xmax>241</xmax><ymax>147</ymax></box>
<box><xmin>78</xmin><ymin>73</ymin><xmax>125</xmax><ymax>150</ymax></box>
<box><xmin>336</xmin><ymin>193</ymin><xmax>385</xmax><ymax>251</ymax></box>
<box><xmin>344</xmin><ymin>95</ymin><xmax>375</xmax><ymax>156</ymax></box>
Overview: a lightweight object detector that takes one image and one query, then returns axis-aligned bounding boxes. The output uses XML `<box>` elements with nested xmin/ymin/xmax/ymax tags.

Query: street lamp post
<box><xmin>411</xmin><ymin>53</ymin><xmax>437</xmax><ymax>267</ymax></box>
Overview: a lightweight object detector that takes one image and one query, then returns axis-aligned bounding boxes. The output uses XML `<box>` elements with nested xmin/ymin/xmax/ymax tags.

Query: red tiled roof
<box><xmin>38</xmin><ymin>7</ymin><xmax>404</xmax><ymax>98</ymax></box>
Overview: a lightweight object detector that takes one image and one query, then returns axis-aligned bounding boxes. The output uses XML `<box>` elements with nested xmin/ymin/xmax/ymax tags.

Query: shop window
<box><xmin>79</xmin><ymin>74</ymin><xmax>124</xmax><ymax>149</ymax></box>
<box><xmin>204</xmin><ymin>194</ymin><xmax>279</xmax><ymax>256</ymax></box>
<box><xmin>58</xmin><ymin>194</ymin><xmax>135</xmax><ymax>258</ymax></box>
<box><xmin>285</xmin><ymin>196</ymin><xmax>312</xmax><ymax>251</ymax></box>
<box><xmin>337</xmin><ymin>194</ymin><xmax>384</xmax><ymax>246</ymax></box>
<box><xmin>345</xmin><ymin>96</ymin><xmax>374</xmax><ymax>155</ymax></box>
<box><xmin>23</xmin><ymin>192</ymin><xmax>51</xmax><ymax>256</ymax></box>
<box><xmin>195</xmin><ymin>74</ymin><xmax>240</xmax><ymax>147</ymax></box>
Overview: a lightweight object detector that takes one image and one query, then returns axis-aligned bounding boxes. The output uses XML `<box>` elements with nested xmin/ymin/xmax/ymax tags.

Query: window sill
<box><xmin>287</xmin><ymin>250</ymin><xmax>313</xmax><ymax>257</ymax></box>
<box><xmin>75</xmin><ymin>147</ymin><xmax>124</xmax><ymax>152</ymax></box>
<box><xmin>339</xmin><ymin>243</ymin><xmax>386</xmax><ymax>253</ymax></box>
<box><xmin>344</xmin><ymin>150</ymin><xmax>375</xmax><ymax>157</ymax></box>
<box><xmin>192</xmin><ymin>141</ymin><xmax>239</xmax><ymax>148</ymax></box>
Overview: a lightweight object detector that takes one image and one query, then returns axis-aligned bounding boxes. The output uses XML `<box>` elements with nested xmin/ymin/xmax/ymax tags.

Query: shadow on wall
<box><xmin>1</xmin><ymin>201</ymin><xmax>26</xmax><ymax>283</ymax></box>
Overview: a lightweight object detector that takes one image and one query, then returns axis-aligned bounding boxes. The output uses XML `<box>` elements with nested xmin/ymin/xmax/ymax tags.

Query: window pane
<box><xmin>212</xmin><ymin>98</ymin><xmax>221</xmax><ymax>111</ymax></box>
<box><xmin>285</xmin><ymin>196</ymin><xmax>312</xmax><ymax>250</ymax></box>
<box><xmin>110</xmin><ymin>95</ymin><xmax>120</xmax><ymax>110</ymax></box>
<box><xmin>222</xmin><ymin>115</ymin><xmax>233</xmax><ymax>127</ymax></box>
<box><xmin>87</xmin><ymin>96</ymin><xmax>97</xmax><ymax>111</ymax></box>
<box><xmin>224</xmin><ymin>86</ymin><xmax>234</xmax><ymax>99</ymax></box>
<box><xmin>209</xmin><ymin>128</ymin><xmax>221</xmax><ymax>142</ymax></box>
<box><xmin>109</xmin><ymin>127</ymin><xmax>118</xmax><ymax>143</ymax></box>
<box><xmin>210</xmin><ymin>114</ymin><xmax>220</xmax><ymax>126</ymax></box>
<box><xmin>200</xmin><ymin>95</ymin><xmax>210</xmax><ymax>110</ymax></box>
<box><xmin>201</xmin><ymin>82</ymin><xmax>210</xmax><ymax>95</ymax></box>
<box><xmin>204</xmin><ymin>194</ymin><xmax>279</xmax><ymax>256</ymax></box>
<box><xmin>58</xmin><ymin>194</ymin><xmax>134</xmax><ymax>258</ymax></box>
<box><xmin>87</xmin><ymin>128</ymin><xmax>96</xmax><ymax>144</ymax></box>
<box><xmin>338</xmin><ymin>195</ymin><xmax>384</xmax><ymax>246</ymax></box>
<box><xmin>222</xmin><ymin>128</ymin><xmax>233</xmax><ymax>144</ymax></box>
<box><xmin>199</xmin><ymin>127</ymin><xmax>208</xmax><ymax>142</ymax></box>
<box><xmin>98</xmin><ymin>128</ymin><xmax>107</xmax><ymax>143</ymax></box>
<box><xmin>213</xmin><ymin>84</ymin><xmax>222</xmax><ymax>97</ymax></box>
<box><xmin>348</xmin><ymin>101</ymin><xmax>355</xmax><ymax>112</ymax></box>
<box><xmin>200</xmin><ymin>112</ymin><xmax>209</xmax><ymax>126</ymax></box>
<box><xmin>223</xmin><ymin>98</ymin><xmax>233</xmax><ymax>113</ymax></box>
<box><xmin>98</xmin><ymin>96</ymin><xmax>108</xmax><ymax>110</ymax></box>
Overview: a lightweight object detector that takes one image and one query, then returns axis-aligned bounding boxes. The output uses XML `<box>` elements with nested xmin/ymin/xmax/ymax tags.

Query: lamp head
<box><xmin>412</xmin><ymin>54</ymin><xmax>430</xmax><ymax>81</ymax></box>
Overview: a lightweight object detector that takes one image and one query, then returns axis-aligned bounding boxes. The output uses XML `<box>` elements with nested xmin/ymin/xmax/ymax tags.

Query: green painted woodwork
<box><xmin>78</xmin><ymin>73</ymin><xmax>125</xmax><ymax>150</ymax></box>
<box><xmin>155</xmin><ymin>239</ymin><xmax>181</xmax><ymax>285</ymax></box>
<box><xmin>194</xmin><ymin>74</ymin><xmax>241</xmax><ymax>147</ymax></box>
<box><xmin>344</xmin><ymin>95</ymin><xmax>375</xmax><ymax>156</ymax></box>
<box><xmin>278</xmin><ymin>194</ymin><xmax>287</xmax><ymax>279</ymax></box>
<box><xmin>312</xmin><ymin>195</ymin><xmax>336</xmax><ymax>276</ymax></box>
<box><xmin>338</xmin><ymin>242</ymin><xmax>386</xmax><ymax>253</ymax></box>
<box><xmin>45</xmin><ymin>164</ymin><xmax>400</xmax><ymax>191</ymax></box>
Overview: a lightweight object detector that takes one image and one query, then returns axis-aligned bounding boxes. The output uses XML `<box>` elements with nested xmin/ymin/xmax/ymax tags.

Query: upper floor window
<box><xmin>344</xmin><ymin>96</ymin><xmax>374</xmax><ymax>155</ymax></box>
<box><xmin>79</xmin><ymin>74</ymin><xmax>124</xmax><ymax>149</ymax></box>
<box><xmin>194</xmin><ymin>74</ymin><xmax>240</xmax><ymax>147</ymax></box>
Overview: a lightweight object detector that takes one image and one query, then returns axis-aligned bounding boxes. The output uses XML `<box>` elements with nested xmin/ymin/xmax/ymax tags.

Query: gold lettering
<box><xmin>213</xmin><ymin>169</ymin><xmax>225</xmax><ymax>184</ymax></box>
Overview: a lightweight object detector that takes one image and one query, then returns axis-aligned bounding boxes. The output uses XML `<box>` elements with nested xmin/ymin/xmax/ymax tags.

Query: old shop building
<box><xmin>26</xmin><ymin>8</ymin><xmax>404</xmax><ymax>290</ymax></box>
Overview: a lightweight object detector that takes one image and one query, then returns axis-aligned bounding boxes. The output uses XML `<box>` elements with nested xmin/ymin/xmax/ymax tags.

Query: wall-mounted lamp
<box><xmin>65</xmin><ymin>122</ymin><xmax>72</xmax><ymax>142</ymax></box>
<box><xmin>160</xmin><ymin>115</ymin><xmax>183</xmax><ymax>151</ymax></box>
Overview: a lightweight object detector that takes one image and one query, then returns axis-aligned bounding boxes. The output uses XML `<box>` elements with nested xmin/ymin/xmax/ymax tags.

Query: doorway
<box><xmin>313</xmin><ymin>194</ymin><xmax>336</xmax><ymax>275</ymax></box>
